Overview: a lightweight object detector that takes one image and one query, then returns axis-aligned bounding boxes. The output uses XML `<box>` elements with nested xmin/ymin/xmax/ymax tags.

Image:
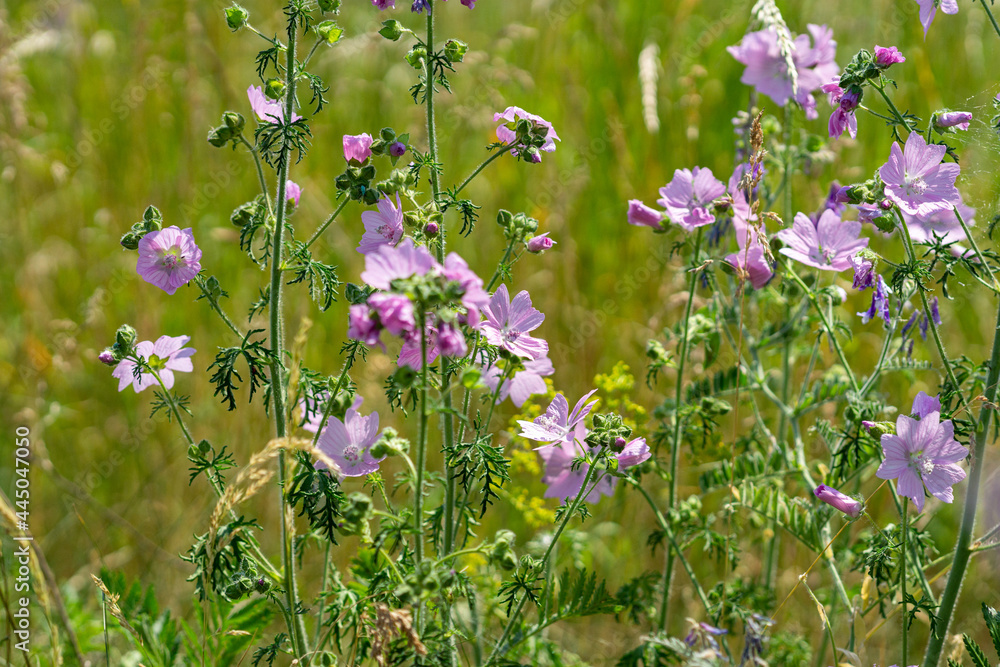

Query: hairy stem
<box><xmin>303</xmin><ymin>197</ymin><xmax>349</xmax><ymax>251</ymax></box>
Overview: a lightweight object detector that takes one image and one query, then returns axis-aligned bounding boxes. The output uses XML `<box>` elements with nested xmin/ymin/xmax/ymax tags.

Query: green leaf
<box><xmin>964</xmin><ymin>633</ymin><xmax>990</xmax><ymax>667</ymax></box>
<box><xmin>983</xmin><ymin>603</ymin><xmax>1000</xmax><ymax>661</ymax></box>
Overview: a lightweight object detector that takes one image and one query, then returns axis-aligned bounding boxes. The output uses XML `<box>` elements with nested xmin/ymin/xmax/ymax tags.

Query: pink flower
<box><xmin>360</xmin><ymin>237</ymin><xmax>437</xmax><ymax>290</ymax></box>
<box><xmin>657</xmin><ymin>167</ymin><xmax>726</xmax><ymax>231</ymax></box>
<box><xmin>627</xmin><ymin>200</ymin><xmax>665</xmax><ymax>230</ymax></box>
<box><xmin>616</xmin><ymin>437</ymin><xmax>650</xmax><ymax>469</ymax></box>
<box><xmin>725</xmin><ymin>168</ymin><xmax>773</xmax><ymax>288</ymax></box>
<box><xmin>727</xmin><ymin>24</ymin><xmax>839</xmax><ymax>120</ymax></box>
<box><xmin>494</xmin><ymin>106</ymin><xmax>560</xmax><ymax>161</ymax></box>
<box><xmin>298</xmin><ymin>391</ymin><xmax>330</xmax><ymax>434</ymax></box>
<box><xmin>538</xmin><ymin>424</ymin><xmax>616</xmax><ymax>503</ymax></box>
<box><xmin>902</xmin><ymin>196</ymin><xmax>975</xmax><ymax>246</ymax></box>
<box><xmin>481</xmin><ymin>355</ymin><xmax>554</xmax><ymax>407</ymax></box>
<box><xmin>814</xmin><ymin>484</ymin><xmax>863</xmax><ymax>518</ymax></box>
<box><xmin>874</xmin><ymin>45</ymin><xmax>906</xmax><ymax>67</ymax></box>
<box><xmin>774</xmin><ymin>210</ymin><xmax>868</xmax><ymax>272</ymax></box>
<box><xmin>911</xmin><ymin>391</ymin><xmax>942</xmax><ymax>419</ymax></box>
<box><xmin>876</xmin><ymin>411</ymin><xmax>968</xmax><ymax>512</ymax></box>
<box><xmin>915</xmin><ymin>0</ymin><xmax>958</xmax><ymax>37</ymax></box>
<box><xmin>286</xmin><ymin>180</ymin><xmax>302</xmax><ymax>207</ymax></box>
<box><xmin>442</xmin><ymin>253</ymin><xmax>490</xmax><ymax>326</ymax></box>
<box><xmin>880</xmin><ymin>132</ymin><xmax>961</xmax><ymax>217</ymax></box>
<box><xmin>136</xmin><ymin>226</ymin><xmax>202</xmax><ymax>295</ymax></box>
<box><xmin>358</xmin><ymin>193</ymin><xmax>404</xmax><ymax>255</ymax></box>
<box><xmin>111</xmin><ymin>335</ymin><xmax>195</xmax><ymax>393</ymax></box>
<box><xmin>343</xmin><ymin>133</ymin><xmax>374</xmax><ymax>163</ymax></box>
<box><xmin>348</xmin><ymin>304</ymin><xmax>382</xmax><ymax>347</ymax></box>
<box><xmin>247</xmin><ymin>85</ymin><xmax>301</xmax><ymax>124</ymax></box>
<box><xmin>367</xmin><ymin>293</ymin><xmax>415</xmax><ymax>336</ymax></box>
<box><xmin>936</xmin><ymin>111</ymin><xmax>972</xmax><ymax>130</ymax></box>
<box><xmin>316</xmin><ymin>399</ymin><xmax>384</xmax><ymax>477</ymax></box>
<box><xmin>526</xmin><ymin>233</ymin><xmax>555</xmax><ymax>253</ymax></box>
<box><xmin>437</xmin><ymin>322</ymin><xmax>467</xmax><ymax>357</ymax></box>
<box><xmin>372</xmin><ymin>0</ymin><xmax>395</xmax><ymax>8</ymax></box>
<box><xmin>481</xmin><ymin>284</ymin><xmax>548</xmax><ymax>360</ymax></box>
<box><xmin>518</xmin><ymin>389</ymin><xmax>599</xmax><ymax>447</ymax></box>
<box><xmin>397</xmin><ymin>319</ymin><xmax>440</xmax><ymax>370</ymax></box>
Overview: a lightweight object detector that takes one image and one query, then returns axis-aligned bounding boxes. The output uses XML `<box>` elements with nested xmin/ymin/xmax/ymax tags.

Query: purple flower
<box><xmin>936</xmin><ymin>111</ymin><xmax>973</xmax><ymax>130</ymax></box>
<box><xmin>850</xmin><ymin>252</ymin><xmax>875</xmax><ymax>290</ymax></box>
<box><xmin>824</xmin><ymin>84</ymin><xmax>860</xmax><ymax>140</ymax></box>
<box><xmin>538</xmin><ymin>425</ymin><xmax>616</xmax><ymax>503</ymax></box>
<box><xmin>98</xmin><ymin>349</ymin><xmax>116</xmax><ymax>365</ymax></box>
<box><xmin>829</xmin><ymin>106</ymin><xmax>858</xmax><ymax>139</ymax></box>
<box><xmin>912</xmin><ymin>391</ymin><xmax>942</xmax><ymax>418</ymax></box>
<box><xmin>298</xmin><ymin>391</ymin><xmax>331</xmax><ymax>434</ymax></box>
<box><xmin>367</xmin><ymin>293</ymin><xmax>415</xmax><ymax>336</ymax></box>
<box><xmin>348</xmin><ymin>305</ymin><xmax>383</xmax><ymax>347</ymax></box>
<box><xmin>397</xmin><ymin>319</ymin><xmax>440</xmax><ymax>369</ymax></box>
<box><xmin>774</xmin><ymin>210</ymin><xmax>869</xmax><ymax>271</ymax></box>
<box><xmin>874</xmin><ymin>45</ymin><xmax>906</xmax><ymax>67</ymax></box>
<box><xmin>246</xmin><ymin>85</ymin><xmax>301</xmax><ymax>124</ymax></box>
<box><xmin>857</xmin><ymin>203</ymin><xmax>883</xmax><ymax>224</ymax></box>
<box><xmin>902</xmin><ymin>197</ymin><xmax>975</xmax><ymax>246</ymax></box>
<box><xmin>481</xmin><ymin>355</ymin><xmax>554</xmax><ymax>407</ymax></box>
<box><xmin>443</xmin><ymin>253</ymin><xmax>490</xmax><ymax>326</ymax></box>
<box><xmin>616</xmin><ymin>437</ymin><xmax>650</xmax><ymax>469</ymax></box>
<box><xmin>858</xmin><ymin>275</ymin><xmax>892</xmax><ymax>325</ymax></box>
<box><xmin>518</xmin><ymin>389</ymin><xmax>599</xmax><ymax>447</ymax></box>
<box><xmin>389</xmin><ymin>141</ymin><xmax>407</xmax><ymax>157</ymax></box>
<box><xmin>361</xmin><ymin>237</ymin><xmax>437</xmax><ymax>290</ymax></box>
<box><xmin>372</xmin><ymin>0</ymin><xmax>395</xmax><ymax>9</ymax></box>
<box><xmin>880</xmin><ymin>129</ymin><xmax>961</xmax><ymax>217</ymax></box>
<box><xmin>494</xmin><ymin>106</ymin><xmax>560</xmax><ymax>161</ymax></box>
<box><xmin>876</xmin><ymin>410</ymin><xmax>968</xmax><ymax>512</ymax></box>
<box><xmin>657</xmin><ymin>167</ymin><xmax>727</xmax><ymax>231</ymax></box>
<box><xmin>136</xmin><ymin>226</ymin><xmax>203</xmax><ymax>295</ymax></box>
<box><xmin>111</xmin><ymin>335</ymin><xmax>195</xmax><ymax>393</ymax></box>
<box><xmin>316</xmin><ymin>399</ymin><xmax>385</xmax><ymax>477</ymax></box>
<box><xmin>343</xmin><ymin>133</ymin><xmax>374</xmax><ymax>163</ymax></box>
<box><xmin>725</xmin><ymin>245</ymin><xmax>773</xmax><ymax>290</ymax></box>
<box><xmin>481</xmin><ymin>284</ymin><xmax>548</xmax><ymax>360</ymax></box>
<box><xmin>915</xmin><ymin>0</ymin><xmax>958</xmax><ymax>37</ymax></box>
<box><xmin>411</xmin><ymin>0</ymin><xmax>431</xmax><ymax>12</ymax></box>
<box><xmin>358</xmin><ymin>192</ymin><xmax>404</xmax><ymax>255</ymax></box>
<box><xmin>814</xmin><ymin>484</ymin><xmax>863</xmax><ymax>518</ymax></box>
<box><xmin>286</xmin><ymin>180</ymin><xmax>302</xmax><ymax>207</ymax></box>
<box><xmin>526</xmin><ymin>233</ymin><xmax>555</xmax><ymax>253</ymax></box>
<box><xmin>424</xmin><ymin>222</ymin><xmax>439</xmax><ymax>237</ymax></box>
<box><xmin>727</xmin><ymin>24</ymin><xmax>839</xmax><ymax>120</ymax></box>
<box><xmin>437</xmin><ymin>321</ymin><xmax>467</xmax><ymax>357</ymax></box>
<box><xmin>627</xmin><ymin>199</ymin><xmax>665</xmax><ymax>230</ymax></box>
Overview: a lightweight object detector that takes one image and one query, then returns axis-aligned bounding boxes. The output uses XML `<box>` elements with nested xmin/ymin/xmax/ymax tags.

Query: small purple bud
<box><xmin>919</xmin><ymin>314</ymin><xmax>929</xmax><ymax>340</ymax></box>
<box><xmin>814</xmin><ymin>484</ymin><xmax>863</xmax><ymax>518</ymax></box>
<box><xmin>936</xmin><ymin>111</ymin><xmax>972</xmax><ymax>130</ymax></box>
<box><xmin>612</xmin><ymin>436</ymin><xmax>627</xmax><ymax>452</ymax></box>
<box><xmin>879</xmin><ymin>199</ymin><xmax>894</xmax><ymax>211</ymax></box>
<box><xmin>834</xmin><ymin>185</ymin><xmax>852</xmax><ymax>204</ymax></box>
<box><xmin>930</xmin><ymin>296</ymin><xmax>942</xmax><ymax>326</ymax></box>
<box><xmin>424</xmin><ymin>222</ymin><xmax>439</xmax><ymax>237</ymax></box>
<box><xmin>901</xmin><ymin>311</ymin><xmax>919</xmax><ymax>337</ymax></box>
<box><xmin>526</xmin><ymin>232</ymin><xmax>555</xmax><ymax>253</ymax></box>
<box><xmin>389</xmin><ymin>141</ymin><xmax>407</xmax><ymax>157</ymax></box>
<box><xmin>627</xmin><ymin>199</ymin><xmax>664</xmax><ymax>230</ymax></box>
<box><xmin>98</xmin><ymin>349</ymin><xmax>117</xmax><ymax>365</ymax></box>
<box><xmin>873</xmin><ymin>45</ymin><xmax>906</xmax><ymax>67</ymax></box>
<box><xmin>861</xmin><ymin>420</ymin><xmax>876</xmax><ymax>431</ymax></box>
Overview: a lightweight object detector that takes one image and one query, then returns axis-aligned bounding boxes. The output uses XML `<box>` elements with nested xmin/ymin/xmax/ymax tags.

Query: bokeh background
<box><xmin>3</xmin><ymin>0</ymin><xmax>1000</xmax><ymax>664</ymax></box>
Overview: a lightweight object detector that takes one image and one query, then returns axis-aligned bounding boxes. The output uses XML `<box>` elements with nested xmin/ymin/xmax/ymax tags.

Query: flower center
<box><xmin>809</xmin><ymin>245</ymin><xmax>836</xmax><ymax>266</ymax></box>
<box><xmin>160</xmin><ymin>246</ymin><xmax>183</xmax><ymax>269</ymax></box>
<box><xmin>503</xmin><ymin>330</ymin><xmax>521</xmax><ymax>345</ymax></box>
<box><xmin>342</xmin><ymin>444</ymin><xmax>361</xmax><ymax>464</ymax></box>
<box><xmin>377</xmin><ymin>223</ymin><xmax>395</xmax><ymax>241</ymax></box>
<box><xmin>147</xmin><ymin>353</ymin><xmax>167</xmax><ymax>371</ymax></box>
<box><xmin>904</xmin><ymin>174</ymin><xmax>927</xmax><ymax>197</ymax></box>
<box><xmin>910</xmin><ymin>450</ymin><xmax>935</xmax><ymax>476</ymax></box>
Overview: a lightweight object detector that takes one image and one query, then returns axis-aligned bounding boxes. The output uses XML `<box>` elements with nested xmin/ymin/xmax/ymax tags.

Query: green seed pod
<box><xmin>225</xmin><ymin>4</ymin><xmax>249</xmax><ymax>31</ymax></box>
<box><xmin>379</xmin><ymin>19</ymin><xmax>404</xmax><ymax>41</ymax></box>
<box><xmin>444</xmin><ymin>38</ymin><xmax>468</xmax><ymax>63</ymax></box>
<box><xmin>264</xmin><ymin>78</ymin><xmax>285</xmax><ymax>101</ymax></box>
<box><xmin>315</xmin><ymin>21</ymin><xmax>343</xmax><ymax>46</ymax></box>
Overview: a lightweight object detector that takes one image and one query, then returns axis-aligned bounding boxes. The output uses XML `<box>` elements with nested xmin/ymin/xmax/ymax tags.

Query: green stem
<box><xmin>786</xmin><ymin>266</ymin><xmax>859</xmax><ymax>392</ymax></box>
<box><xmin>268</xmin><ymin>20</ymin><xmax>309</xmax><ymax>661</ymax></box>
<box><xmin>660</xmin><ymin>227</ymin><xmax>704</xmax><ymax>631</ymax></box>
<box><xmin>952</xmin><ymin>204</ymin><xmax>1000</xmax><ymax>292</ymax></box>
<box><xmin>425</xmin><ymin>6</ymin><xmax>443</xmax><ymax>262</ymax></box>
<box><xmin>873</xmin><ymin>84</ymin><xmax>914</xmax><ymax>134</ymax></box>
<box><xmin>979</xmin><ymin>0</ymin><xmax>1000</xmax><ymax>40</ymax></box>
<box><xmin>303</xmin><ymin>197</ymin><xmax>349</xmax><ymax>251</ymax></box>
<box><xmin>901</xmin><ymin>497</ymin><xmax>908</xmax><ymax>666</ymax></box>
<box><xmin>414</xmin><ymin>311</ymin><xmax>430</xmax><ymax>630</ymax></box>
<box><xmin>452</xmin><ymin>146</ymin><xmax>509</xmax><ymax>196</ymax></box>
<box><xmin>238</xmin><ymin>135</ymin><xmax>273</xmax><ymax>214</ymax></box>
<box><xmin>195</xmin><ymin>275</ymin><xmax>244</xmax><ymax>338</ymax></box>
<box><xmin>923</xmin><ymin>297</ymin><xmax>1000</xmax><ymax>666</ymax></box>
<box><xmin>485</xmin><ymin>465</ymin><xmax>602</xmax><ymax>666</ymax></box>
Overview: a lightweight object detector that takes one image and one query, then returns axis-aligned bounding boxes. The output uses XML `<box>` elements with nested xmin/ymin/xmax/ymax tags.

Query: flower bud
<box><xmin>496</xmin><ymin>209</ymin><xmax>513</xmax><ymax>227</ymax></box>
<box><xmin>120</xmin><ymin>232</ymin><xmax>141</xmax><ymax>250</ymax></box>
<box><xmin>343</xmin><ymin>492</ymin><xmax>373</xmax><ymax>524</ymax></box>
<box><xmin>444</xmin><ymin>38</ymin><xmax>468</xmax><ymax>63</ymax></box>
<box><xmin>878</xmin><ymin>198</ymin><xmax>894</xmax><ymax>211</ymax></box>
<box><xmin>861</xmin><ymin>420</ymin><xmax>896</xmax><ymax>437</ymax></box>
<box><xmin>231</xmin><ymin>201</ymin><xmax>258</xmax><ymax>227</ymax></box>
<box><xmin>198</xmin><ymin>439</ymin><xmax>212</xmax><ymax>455</ymax></box>
<box><xmin>935</xmin><ymin>111</ymin><xmax>972</xmax><ymax>131</ymax></box>
<box><xmin>424</xmin><ymin>221</ymin><xmax>439</xmax><ymax>237</ymax></box>
<box><xmin>115</xmin><ymin>324</ymin><xmax>137</xmax><ymax>351</ymax></box>
<box><xmin>143</xmin><ymin>205</ymin><xmax>163</xmax><ymax>224</ymax></box>
<box><xmin>315</xmin><ymin>21</ymin><xmax>343</xmax><ymax>46</ymax></box>
<box><xmin>379</xmin><ymin>19</ymin><xmax>404</xmax><ymax>41</ymax></box>
<box><xmin>224</xmin><ymin>581</ymin><xmax>248</xmax><ymax>601</ymax></box>
<box><xmin>98</xmin><ymin>348</ymin><xmax>117</xmax><ymax>365</ymax></box>
<box><xmin>404</xmin><ymin>45</ymin><xmax>427</xmax><ymax>69</ymax></box>
<box><xmin>264</xmin><ymin>78</ymin><xmax>285</xmax><ymax>101</ymax></box>
<box><xmin>814</xmin><ymin>484</ymin><xmax>863</xmax><ymax>518</ymax></box>
<box><xmin>369</xmin><ymin>441</ymin><xmax>390</xmax><ymax>459</ymax></box>
<box><xmin>526</xmin><ymin>233</ymin><xmax>554</xmax><ymax>253</ymax></box>
<box><xmin>253</xmin><ymin>577</ymin><xmax>271</xmax><ymax>594</ymax></box>
<box><xmin>222</xmin><ymin>111</ymin><xmax>245</xmax><ymax>134</ymax></box>
<box><xmin>207</xmin><ymin>125</ymin><xmax>233</xmax><ymax>147</ymax></box>
<box><xmin>389</xmin><ymin>141</ymin><xmax>407</xmax><ymax>157</ymax></box>
<box><xmin>225</xmin><ymin>4</ymin><xmax>249</xmax><ymax>31</ymax></box>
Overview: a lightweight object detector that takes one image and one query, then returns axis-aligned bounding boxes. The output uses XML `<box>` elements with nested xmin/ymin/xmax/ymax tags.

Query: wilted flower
<box><xmin>627</xmin><ymin>199</ymin><xmax>665</xmax><ymax>230</ymax></box>
<box><xmin>814</xmin><ymin>484</ymin><xmax>863</xmax><ymax>517</ymax></box>
<box><xmin>343</xmin><ymin>133</ymin><xmax>374</xmax><ymax>163</ymax></box>
<box><xmin>774</xmin><ymin>210</ymin><xmax>868</xmax><ymax>272</ymax></box>
<box><xmin>877</xmin><ymin>410</ymin><xmax>968</xmax><ymax>512</ymax></box>
<box><xmin>316</xmin><ymin>399</ymin><xmax>385</xmax><ymax>477</ymax></box>
<box><xmin>481</xmin><ymin>284</ymin><xmax>548</xmax><ymax>360</ymax></box>
<box><xmin>358</xmin><ymin>192</ymin><xmax>404</xmax><ymax>255</ymax></box>
<box><xmin>111</xmin><ymin>335</ymin><xmax>195</xmax><ymax>393</ymax></box>
<box><xmin>136</xmin><ymin>226</ymin><xmax>203</xmax><ymax>295</ymax></box>
<box><xmin>879</xmin><ymin>130</ymin><xmax>961</xmax><ymax>217</ymax></box>
<box><xmin>858</xmin><ymin>275</ymin><xmax>892</xmax><ymax>325</ymax></box>
<box><xmin>657</xmin><ymin>167</ymin><xmax>727</xmax><ymax>231</ymax></box>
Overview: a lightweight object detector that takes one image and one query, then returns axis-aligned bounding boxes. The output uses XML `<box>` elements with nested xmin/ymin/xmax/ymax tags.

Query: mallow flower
<box><xmin>111</xmin><ymin>335</ymin><xmax>195</xmax><ymax>393</ymax></box>
<box><xmin>935</xmin><ymin>111</ymin><xmax>972</xmax><ymax>130</ymax></box>
<box><xmin>285</xmin><ymin>180</ymin><xmax>302</xmax><ymax>207</ymax></box>
<box><xmin>903</xmin><ymin>197</ymin><xmax>975</xmax><ymax>247</ymax></box>
<box><xmin>481</xmin><ymin>284</ymin><xmax>548</xmax><ymax>360</ymax></box>
<box><xmin>724</xmin><ymin>167</ymin><xmax>773</xmax><ymax>289</ymax></box>
<box><xmin>873</xmin><ymin>45</ymin><xmax>906</xmax><ymax>67</ymax></box>
<box><xmin>481</xmin><ymin>355</ymin><xmax>554</xmax><ymax>407</ymax></box>
<box><xmin>911</xmin><ymin>391</ymin><xmax>941</xmax><ymax>418</ymax></box>
<box><xmin>518</xmin><ymin>389</ymin><xmax>599</xmax><ymax>447</ymax></box>
<box><xmin>876</xmin><ymin>409</ymin><xmax>968</xmax><ymax>512</ymax></box>
<box><xmin>494</xmin><ymin>106</ymin><xmax>560</xmax><ymax>162</ymax></box>
<box><xmin>343</xmin><ymin>133</ymin><xmax>374</xmax><ymax>163</ymax></box>
<box><xmin>814</xmin><ymin>484</ymin><xmax>863</xmax><ymax>518</ymax></box>
<box><xmin>247</xmin><ymin>85</ymin><xmax>301</xmax><ymax>124</ymax></box>
<box><xmin>915</xmin><ymin>0</ymin><xmax>958</xmax><ymax>37</ymax></box>
<box><xmin>358</xmin><ymin>192</ymin><xmax>404</xmax><ymax>255</ymax></box>
<box><xmin>136</xmin><ymin>226</ymin><xmax>202</xmax><ymax>295</ymax></box>
<box><xmin>538</xmin><ymin>424</ymin><xmax>616</xmax><ymax>503</ymax></box>
<box><xmin>627</xmin><ymin>199</ymin><xmax>665</xmax><ymax>230</ymax></box>
<box><xmin>616</xmin><ymin>437</ymin><xmax>651</xmax><ymax>469</ymax></box>
<box><xmin>316</xmin><ymin>398</ymin><xmax>385</xmax><ymax>477</ymax></box>
<box><xmin>879</xmin><ymin>131</ymin><xmax>960</xmax><ymax>217</ymax></box>
<box><xmin>657</xmin><ymin>167</ymin><xmax>727</xmax><ymax>231</ymax></box>
<box><xmin>774</xmin><ymin>210</ymin><xmax>868</xmax><ymax>272</ymax></box>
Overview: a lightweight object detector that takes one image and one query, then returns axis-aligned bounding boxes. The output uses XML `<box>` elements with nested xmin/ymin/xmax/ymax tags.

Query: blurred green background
<box><xmin>3</xmin><ymin>0</ymin><xmax>1000</xmax><ymax>663</ymax></box>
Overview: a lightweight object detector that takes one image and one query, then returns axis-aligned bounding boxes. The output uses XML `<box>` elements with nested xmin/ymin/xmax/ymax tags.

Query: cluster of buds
<box><xmin>207</xmin><ymin>111</ymin><xmax>246</xmax><ymax>148</ymax></box>
<box><xmin>119</xmin><ymin>206</ymin><xmax>163</xmax><ymax>250</ymax></box>
<box><xmin>368</xmin><ymin>127</ymin><xmax>410</xmax><ymax>166</ymax></box>
<box><xmin>98</xmin><ymin>324</ymin><xmax>138</xmax><ymax>366</ymax></box>
<box><xmin>487</xmin><ymin>530</ymin><xmax>518</xmax><ymax>571</ymax></box>
<box><xmin>224</xmin><ymin>559</ymin><xmax>271</xmax><ymax>601</ymax></box>
<box><xmin>230</xmin><ymin>195</ymin><xmax>268</xmax><ymax>227</ymax></box>
<box><xmin>393</xmin><ymin>560</ymin><xmax>456</xmax><ymax>605</ymax></box>
<box><xmin>336</xmin><ymin>163</ymin><xmax>379</xmax><ymax>204</ymax></box>
<box><xmin>496</xmin><ymin>209</ymin><xmax>537</xmax><ymax>243</ymax></box>
<box><xmin>368</xmin><ymin>427</ymin><xmax>410</xmax><ymax>460</ymax></box>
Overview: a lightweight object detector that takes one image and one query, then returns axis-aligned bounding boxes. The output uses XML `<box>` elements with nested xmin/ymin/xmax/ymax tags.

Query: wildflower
<box><xmin>912</xmin><ymin>391</ymin><xmax>942</xmax><ymax>418</ymax></box>
<box><xmin>915</xmin><ymin>0</ymin><xmax>958</xmax><ymax>37</ymax></box>
<box><xmin>424</xmin><ymin>222</ymin><xmax>439</xmax><ymax>237</ymax></box>
<box><xmin>880</xmin><ymin>128</ymin><xmax>960</xmax><ymax>217</ymax></box>
<box><xmin>725</xmin><ymin>168</ymin><xmax>773</xmax><ymax>288</ymax></box>
<box><xmin>246</xmin><ymin>85</ymin><xmax>301</xmax><ymax>124</ymax></box>
<box><xmin>410</xmin><ymin>0</ymin><xmax>431</xmax><ymax>11</ymax></box>
<box><xmin>902</xmin><ymin>197</ymin><xmax>975</xmax><ymax>247</ymax></box>
<box><xmin>874</xmin><ymin>45</ymin><xmax>906</xmax><ymax>67</ymax></box>
<box><xmin>367</xmin><ymin>293</ymin><xmax>415</xmax><ymax>336</ymax></box>
<box><xmin>657</xmin><ymin>167</ymin><xmax>726</xmax><ymax>231</ymax></box>
<box><xmin>526</xmin><ymin>233</ymin><xmax>555</xmax><ymax>253</ymax></box>
<box><xmin>343</xmin><ymin>133</ymin><xmax>374</xmax><ymax>163</ymax></box>
<box><xmin>389</xmin><ymin>141</ymin><xmax>407</xmax><ymax>157</ymax></box>
<box><xmin>814</xmin><ymin>484</ymin><xmax>863</xmax><ymax>518</ymax></box>
<box><xmin>857</xmin><ymin>203</ymin><xmax>883</xmax><ymax>224</ymax></box>
<box><xmin>437</xmin><ymin>321</ymin><xmax>467</xmax><ymax>357</ymax></box>
<box><xmin>358</xmin><ymin>192</ymin><xmax>404</xmax><ymax>255</ymax></box>
<box><xmin>616</xmin><ymin>437</ymin><xmax>650</xmax><ymax>469</ymax></box>
<box><xmin>876</xmin><ymin>410</ymin><xmax>968</xmax><ymax>511</ymax></box>
<box><xmin>298</xmin><ymin>391</ymin><xmax>332</xmax><ymax>434</ymax></box>
<box><xmin>775</xmin><ymin>210</ymin><xmax>868</xmax><ymax>272</ymax></box>
<box><xmin>397</xmin><ymin>319</ymin><xmax>440</xmax><ymax>369</ymax></box>
<box><xmin>518</xmin><ymin>389</ymin><xmax>599</xmax><ymax>447</ymax></box>
<box><xmin>727</xmin><ymin>24</ymin><xmax>839</xmax><ymax>120</ymax></box>
<box><xmin>850</xmin><ymin>252</ymin><xmax>876</xmax><ymax>290</ymax></box>
<box><xmin>136</xmin><ymin>226</ymin><xmax>203</xmax><ymax>295</ymax></box>
<box><xmin>348</xmin><ymin>305</ymin><xmax>383</xmax><ymax>347</ymax></box>
<box><xmin>442</xmin><ymin>253</ymin><xmax>490</xmax><ymax>325</ymax></box>
<box><xmin>726</xmin><ymin>245</ymin><xmax>772</xmax><ymax>289</ymax></box>
<box><xmin>372</xmin><ymin>0</ymin><xmax>395</xmax><ymax>9</ymax></box>
<box><xmin>481</xmin><ymin>354</ymin><xmax>553</xmax><ymax>407</ymax></box>
<box><xmin>627</xmin><ymin>199</ymin><xmax>665</xmax><ymax>230</ymax></box>
<box><xmin>286</xmin><ymin>180</ymin><xmax>302</xmax><ymax>207</ymax></box>
<box><xmin>481</xmin><ymin>284</ymin><xmax>548</xmax><ymax>360</ymax></box>
<box><xmin>494</xmin><ymin>106</ymin><xmax>560</xmax><ymax>162</ymax></box>
<box><xmin>111</xmin><ymin>335</ymin><xmax>195</xmax><ymax>393</ymax></box>
<box><xmin>316</xmin><ymin>399</ymin><xmax>385</xmax><ymax>477</ymax></box>
<box><xmin>538</xmin><ymin>425</ymin><xmax>616</xmax><ymax>503</ymax></box>
<box><xmin>684</xmin><ymin>620</ymin><xmax>728</xmax><ymax>659</ymax></box>
<box><xmin>858</xmin><ymin>275</ymin><xmax>891</xmax><ymax>325</ymax></box>
<box><xmin>360</xmin><ymin>237</ymin><xmax>437</xmax><ymax>290</ymax></box>
<box><xmin>935</xmin><ymin>111</ymin><xmax>973</xmax><ymax>130</ymax></box>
